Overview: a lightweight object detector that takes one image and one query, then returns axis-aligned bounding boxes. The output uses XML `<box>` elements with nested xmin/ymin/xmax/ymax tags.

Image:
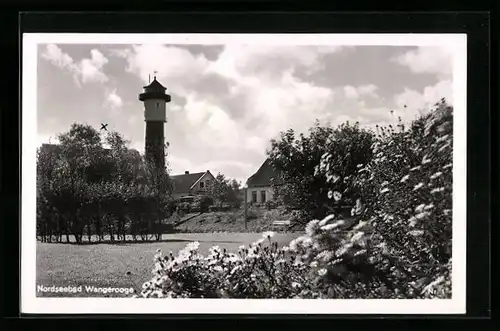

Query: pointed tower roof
<box><xmin>143</xmin><ymin>77</ymin><xmax>166</xmax><ymax>90</ymax></box>
<box><xmin>139</xmin><ymin>77</ymin><xmax>171</xmax><ymax>102</ymax></box>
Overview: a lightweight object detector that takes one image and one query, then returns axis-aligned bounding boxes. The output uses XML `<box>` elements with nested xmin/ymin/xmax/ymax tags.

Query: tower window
<box><xmin>156</xmin><ymin>102</ymin><xmax>159</xmax><ymax>108</ymax></box>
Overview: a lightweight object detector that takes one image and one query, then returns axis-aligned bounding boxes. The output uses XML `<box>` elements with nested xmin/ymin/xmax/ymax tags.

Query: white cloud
<box><xmin>238</xmin><ymin>70</ymin><xmax>336</xmax><ymax>140</ymax></box>
<box><xmin>197</xmin><ymin>106</ymin><xmax>241</xmax><ymax>149</ymax></box>
<box><xmin>103</xmin><ymin>43</ymin><xmax>451</xmax><ymax>181</ymax></box>
<box><xmin>343</xmin><ymin>84</ymin><xmax>379</xmax><ymax>100</ymax></box>
<box><xmin>130</xmin><ymin>141</ymin><xmax>144</xmax><ymax>153</ymax></box>
<box><xmin>104</xmin><ymin>88</ymin><xmax>123</xmax><ymax>111</ymax></box>
<box><xmin>108</xmin><ymin>48</ymin><xmax>131</xmax><ymax>58</ymax></box>
<box><xmin>182</xmin><ymin>95</ymin><xmax>214</xmax><ymax>127</ymax></box>
<box><xmin>79</xmin><ymin>49</ymin><xmax>108</xmax><ymax>84</ymax></box>
<box><xmin>169</xmin><ymin>155</ymin><xmax>195</xmax><ymax>174</ymax></box>
<box><xmin>41</xmin><ymin>44</ymin><xmax>74</xmax><ymax>69</ymax></box>
<box><xmin>207</xmin><ymin>44</ymin><xmax>348</xmax><ymax>81</ymax></box>
<box><xmin>245</xmin><ymin>136</ymin><xmax>268</xmax><ymax>154</ymax></box>
<box><xmin>103</xmin><ymin>89</ymin><xmax>124</xmax><ymax>118</ymax></box>
<box><xmin>358</xmin><ymin>84</ymin><xmax>379</xmax><ymax>98</ymax></box>
<box><xmin>41</xmin><ymin>44</ymin><xmax>109</xmax><ymax>86</ymax></box>
<box><xmin>394</xmin><ymin>79</ymin><xmax>453</xmax><ymax>118</ymax></box>
<box><xmin>115</xmin><ymin>44</ymin><xmax>339</xmax><ymax>163</ymax></box>
<box><xmin>393</xmin><ymin>46</ymin><xmax>453</xmax><ymax>78</ymax></box>
<box><xmin>112</xmin><ymin>44</ymin><xmax>210</xmax><ymax>96</ymax></box>
<box><xmin>343</xmin><ymin>85</ymin><xmax>359</xmax><ymax>99</ymax></box>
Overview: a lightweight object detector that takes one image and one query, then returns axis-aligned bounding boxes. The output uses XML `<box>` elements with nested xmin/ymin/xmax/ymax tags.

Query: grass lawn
<box><xmin>36</xmin><ymin>232</ymin><xmax>299</xmax><ymax>298</ymax></box>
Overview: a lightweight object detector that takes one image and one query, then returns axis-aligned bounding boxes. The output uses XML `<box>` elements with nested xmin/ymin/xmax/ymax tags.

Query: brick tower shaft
<box><xmin>145</xmin><ymin>121</ymin><xmax>165</xmax><ymax>169</ymax></box>
<box><xmin>138</xmin><ymin>76</ymin><xmax>171</xmax><ymax>171</ymax></box>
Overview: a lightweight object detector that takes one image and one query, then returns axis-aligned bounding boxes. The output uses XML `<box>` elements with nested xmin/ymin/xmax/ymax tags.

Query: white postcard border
<box><xmin>22</xmin><ymin>33</ymin><xmax>467</xmax><ymax>314</ymax></box>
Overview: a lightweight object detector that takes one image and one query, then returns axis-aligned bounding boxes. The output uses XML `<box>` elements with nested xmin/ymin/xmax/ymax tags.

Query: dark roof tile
<box><xmin>143</xmin><ymin>78</ymin><xmax>166</xmax><ymax>90</ymax></box>
<box><xmin>246</xmin><ymin>159</ymin><xmax>280</xmax><ymax>188</ymax></box>
<box><xmin>170</xmin><ymin>172</ymin><xmax>205</xmax><ymax>194</ymax></box>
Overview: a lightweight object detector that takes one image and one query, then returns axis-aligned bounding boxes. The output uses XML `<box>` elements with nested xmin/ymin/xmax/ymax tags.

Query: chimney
<box><xmin>185</xmin><ymin>171</ymin><xmax>189</xmax><ymax>174</ymax></box>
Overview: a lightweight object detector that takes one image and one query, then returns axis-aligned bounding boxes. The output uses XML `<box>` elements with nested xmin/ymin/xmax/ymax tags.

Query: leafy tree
<box><xmin>209</xmin><ymin>174</ymin><xmax>242</xmax><ymax>209</ymax></box>
<box><xmin>316</xmin><ymin>99</ymin><xmax>453</xmax><ymax>296</ymax></box>
<box><xmin>210</xmin><ymin>173</ymin><xmax>229</xmax><ymax>208</ymax></box>
<box><xmin>227</xmin><ymin>179</ymin><xmax>243</xmax><ymax>208</ymax></box>
<box><xmin>36</xmin><ymin>122</ymin><xmax>174</xmax><ymax>244</ymax></box>
<box><xmin>267</xmin><ymin>120</ymin><xmax>374</xmax><ymax>221</ymax></box>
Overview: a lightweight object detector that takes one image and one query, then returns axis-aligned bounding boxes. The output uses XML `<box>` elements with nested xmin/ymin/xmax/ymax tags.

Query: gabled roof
<box><xmin>170</xmin><ymin>171</ymin><xmax>206</xmax><ymax>194</ymax></box>
<box><xmin>189</xmin><ymin>170</ymin><xmax>214</xmax><ymax>189</ymax></box>
<box><xmin>246</xmin><ymin>158</ymin><xmax>280</xmax><ymax>188</ymax></box>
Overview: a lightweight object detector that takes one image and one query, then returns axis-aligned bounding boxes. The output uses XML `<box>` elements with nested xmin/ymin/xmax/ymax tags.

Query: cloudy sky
<box><xmin>37</xmin><ymin>43</ymin><xmax>453</xmax><ymax>185</ymax></box>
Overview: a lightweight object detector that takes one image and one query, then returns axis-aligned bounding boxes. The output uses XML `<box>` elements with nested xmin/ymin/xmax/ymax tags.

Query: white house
<box><xmin>170</xmin><ymin>170</ymin><xmax>216</xmax><ymax>199</ymax></box>
<box><xmin>245</xmin><ymin>159</ymin><xmax>280</xmax><ymax>205</ymax></box>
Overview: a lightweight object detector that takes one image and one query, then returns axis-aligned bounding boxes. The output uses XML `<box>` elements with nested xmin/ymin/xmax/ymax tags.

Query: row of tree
<box><xmin>36</xmin><ymin>123</ymin><xmax>245</xmax><ymax>244</ymax></box>
<box><xmin>36</xmin><ymin>124</ymin><xmax>173</xmax><ymax>244</ymax></box>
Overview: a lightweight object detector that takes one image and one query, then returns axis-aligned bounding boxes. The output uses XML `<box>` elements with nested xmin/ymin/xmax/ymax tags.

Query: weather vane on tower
<box><xmin>149</xmin><ymin>70</ymin><xmax>158</xmax><ymax>83</ymax></box>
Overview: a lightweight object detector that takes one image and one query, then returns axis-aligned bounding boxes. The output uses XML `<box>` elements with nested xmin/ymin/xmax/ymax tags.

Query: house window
<box><xmin>156</xmin><ymin>102</ymin><xmax>159</xmax><ymax>108</ymax></box>
<box><xmin>251</xmin><ymin>191</ymin><xmax>257</xmax><ymax>203</ymax></box>
<box><xmin>200</xmin><ymin>182</ymin><xmax>204</xmax><ymax>189</ymax></box>
<box><xmin>261</xmin><ymin>190</ymin><xmax>266</xmax><ymax>203</ymax></box>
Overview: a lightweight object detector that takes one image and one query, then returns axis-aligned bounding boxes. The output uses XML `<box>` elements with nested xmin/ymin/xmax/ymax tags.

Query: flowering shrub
<box><xmin>268</xmin><ymin>122</ymin><xmax>374</xmax><ymax>223</ymax></box>
<box><xmin>139</xmin><ymin>100</ymin><xmax>453</xmax><ymax>299</ymax></box>
<box><xmin>139</xmin><ymin>215</ymin><xmax>449</xmax><ymax>299</ymax></box>
<box><xmin>138</xmin><ymin>232</ymin><xmax>310</xmax><ymax>298</ymax></box>
<box><xmin>315</xmin><ymin>99</ymin><xmax>453</xmax><ymax>298</ymax></box>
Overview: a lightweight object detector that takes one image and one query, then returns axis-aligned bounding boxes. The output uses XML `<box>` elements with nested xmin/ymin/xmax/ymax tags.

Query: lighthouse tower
<box><xmin>138</xmin><ymin>76</ymin><xmax>171</xmax><ymax>169</ymax></box>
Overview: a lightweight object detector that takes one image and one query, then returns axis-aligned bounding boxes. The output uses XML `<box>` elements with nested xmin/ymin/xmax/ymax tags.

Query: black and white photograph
<box><xmin>22</xmin><ymin>33</ymin><xmax>467</xmax><ymax>314</ymax></box>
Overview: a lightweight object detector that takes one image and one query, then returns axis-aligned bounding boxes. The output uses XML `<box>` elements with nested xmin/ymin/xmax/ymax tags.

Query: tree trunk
<box><xmin>95</xmin><ymin>219</ymin><xmax>102</xmax><ymax>242</ymax></box>
<box><xmin>87</xmin><ymin>219</ymin><xmax>92</xmax><ymax>243</ymax></box>
<box><xmin>156</xmin><ymin>218</ymin><xmax>161</xmax><ymax>241</ymax></box>
<box><xmin>109</xmin><ymin>225</ymin><xmax>115</xmax><ymax>242</ymax></box>
<box><xmin>43</xmin><ymin>222</ymin><xmax>48</xmax><ymax>242</ymax></box>
<box><xmin>56</xmin><ymin>217</ymin><xmax>62</xmax><ymax>242</ymax></box>
<box><xmin>148</xmin><ymin>219</ymin><xmax>152</xmax><ymax>241</ymax></box>
<box><xmin>121</xmin><ymin>217</ymin><xmax>127</xmax><ymax>242</ymax></box>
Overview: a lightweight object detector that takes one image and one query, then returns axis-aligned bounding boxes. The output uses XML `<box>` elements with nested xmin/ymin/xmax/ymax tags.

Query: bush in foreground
<box><xmin>138</xmin><ymin>214</ymin><xmax>451</xmax><ymax>299</ymax></box>
<box><xmin>267</xmin><ymin>121</ymin><xmax>374</xmax><ymax>223</ymax></box>
<box><xmin>316</xmin><ymin>99</ymin><xmax>453</xmax><ymax>290</ymax></box>
<box><xmin>138</xmin><ymin>101</ymin><xmax>453</xmax><ymax>299</ymax></box>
